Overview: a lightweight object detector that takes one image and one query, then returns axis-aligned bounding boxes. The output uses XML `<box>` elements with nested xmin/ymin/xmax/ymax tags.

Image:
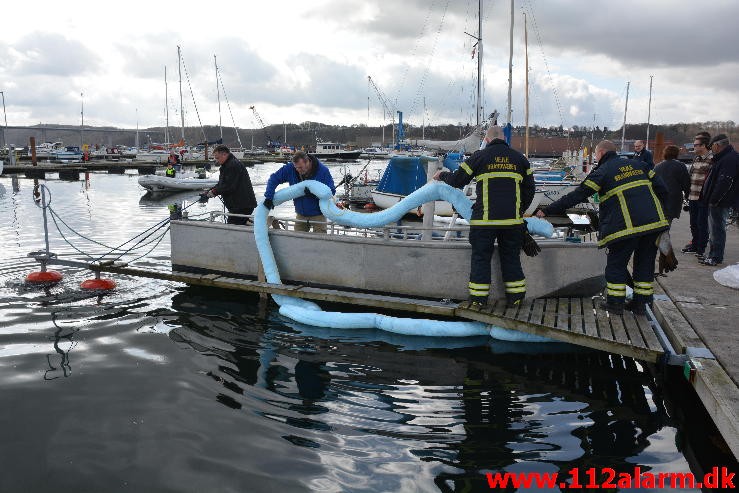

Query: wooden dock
<box><xmin>88</xmin><ymin>264</ymin><xmax>666</xmax><ymax>363</ymax></box>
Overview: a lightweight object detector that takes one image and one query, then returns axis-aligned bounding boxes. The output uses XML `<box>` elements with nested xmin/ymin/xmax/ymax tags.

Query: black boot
<box><xmin>468</xmin><ymin>296</ymin><xmax>488</xmax><ymax>309</ymax></box>
<box><xmin>625</xmin><ymin>300</ymin><xmax>647</xmax><ymax>316</ymax></box>
<box><xmin>505</xmin><ymin>294</ymin><xmax>525</xmax><ymax>309</ymax></box>
<box><xmin>599</xmin><ymin>301</ymin><xmax>624</xmax><ymax>315</ymax></box>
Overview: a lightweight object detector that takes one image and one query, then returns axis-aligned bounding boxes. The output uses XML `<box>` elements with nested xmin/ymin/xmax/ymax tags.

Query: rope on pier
<box><xmin>254</xmin><ymin>180</ymin><xmax>555</xmax><ymax>341</ymax></box>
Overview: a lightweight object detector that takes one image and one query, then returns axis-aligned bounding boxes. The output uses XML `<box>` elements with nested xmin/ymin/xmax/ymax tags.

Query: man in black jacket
<box><xmin>434</xmin><ymin>126</ymin><xmax>535</xmax><ymax>307</ymax></box>
<box><xmin>700</xmin><ymin>134</ymin><xmax>739</xmax><ymax>265</ymax></box>
<box><xmin>633</xmin><ymin>140</ymin><xmax>654</xmax><ymax>170</ymax></box>
<box><xmin>654</xmin><ymin>145</ymin><xmax>690</xmax><ymax>222</ymax></box>
<box><xmin>537</xmin><ymin>140</ymin><xmax>669</xmax><ymax>315</ymax></box>
<box><xmin>203</xmin><ymin>145</ymin><xmax>257</xmax><ymax>225</ymax></box>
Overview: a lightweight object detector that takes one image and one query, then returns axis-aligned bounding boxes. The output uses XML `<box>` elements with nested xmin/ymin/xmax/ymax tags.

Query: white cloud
<box><xmin>0</xmin><ymin>0</ymin><xmax>736</xmax><ymax>131</ymax></box>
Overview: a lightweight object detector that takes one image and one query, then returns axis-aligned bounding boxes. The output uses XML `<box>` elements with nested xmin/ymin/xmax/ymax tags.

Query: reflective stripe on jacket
<box><xmin>543</xmin><ymin>151</ymin><xmax>669</xmax><ymax>247</ymax></box>
<box><xmin>439</xmin><ymin>139</ymin><xmax>535</xmax><ymax>228</ymax></box>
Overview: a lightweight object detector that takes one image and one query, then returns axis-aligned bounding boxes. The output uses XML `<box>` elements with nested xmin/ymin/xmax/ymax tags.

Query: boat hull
<box><xmin>312</xmin><ymin>151</ymin><xmax>362</xmax><ymax>160</ymax></box>
<box><xmin>170</xmin><ymin>220</ymin><xmax>606</xmax><ymax>301</ymax></box>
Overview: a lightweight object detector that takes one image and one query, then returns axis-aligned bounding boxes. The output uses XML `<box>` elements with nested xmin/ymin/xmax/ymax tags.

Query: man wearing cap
<box><xmin>699</xmin><ymin>134</ymin><xmax>739</xmax><ymax>266</ymax></box>
<box><xmin>202</xmin><ymin>144</ymin><xmax>257</xmax><ymax>225</ymax></box>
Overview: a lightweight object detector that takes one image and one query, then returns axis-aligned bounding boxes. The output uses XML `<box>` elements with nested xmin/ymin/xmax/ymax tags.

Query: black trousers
<box><xmin>468</xmin><ymin>227</ymin><xmax>525</xmax><ymax>302</ymax></box>
<box><xmin>605</xmin><ymin>232</ymin><xmax>660</xmax><ymax>304</ymax></box>
<box><xmin>227</xmin><ymin>207</ymin><xmax>254</xmax><ymax>225</ymax></box>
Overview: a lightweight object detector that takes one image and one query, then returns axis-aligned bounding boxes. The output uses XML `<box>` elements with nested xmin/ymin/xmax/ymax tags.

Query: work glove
<box><xmin>263</xmin><ymin>198</ymin><xmax>275</xmax><ymax>210</ymax></box>
<box><xmin>522</xmin><ymin>230</ymin><xmax>541</xmax><ymax>257</ymax></box>
<box><xmin>198</xmin><ymin>192</ymin><xmax>209</xmax><ymax>203</ymax></box>
<box><xmin>682</xmin><ymin>200</ymin><xmax>690</xmax><ymax>212</ymax></box>
<box><xmin>206</xmin><ymin>189</ymin><xmax>215</xmax><ymax>199</ymax></box>
<box><xmin>304</xmin><ymin>187</ymin><xmax>317</xmax><ymax>199</ymax></box>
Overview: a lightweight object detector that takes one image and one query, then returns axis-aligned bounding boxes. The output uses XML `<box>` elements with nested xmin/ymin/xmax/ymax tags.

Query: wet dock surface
<box><xmin>652</xmin><ymin>213</ymin><xmax>739</xmax><ymax>459</ymax></box>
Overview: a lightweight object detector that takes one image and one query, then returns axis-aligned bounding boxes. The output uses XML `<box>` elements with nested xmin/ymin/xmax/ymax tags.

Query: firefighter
<box><xmin>536</xmin><ymin>140</ymin><xmax>669</xmax><ymax>315</ymax></box>
<box><xmin>434</xmin><ymin>126</ymin><xmax>535</xmax><ymax>307</ymax></box>
<box><xmin>165</xmin><ymin>161</ymin><xmax>176</xmax><ymax>178</ymax></box>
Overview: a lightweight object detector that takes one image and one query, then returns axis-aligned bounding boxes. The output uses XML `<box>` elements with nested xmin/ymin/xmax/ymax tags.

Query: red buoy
<box><xmin>80</xmin><ymin>278</ymin><xmax>117</xmax><ymax>291</ymax></box>
<box><xmin>26</xmin><ymin>271</ymin><xmax>63</xmax><ymax>284</ymax></box>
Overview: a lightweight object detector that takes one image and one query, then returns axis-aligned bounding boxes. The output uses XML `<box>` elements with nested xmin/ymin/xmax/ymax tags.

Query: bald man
<box><xmin>434</xmin><ymin>126</ymin><xmax>535</xmax><ymax>308</ymax></box>
<box><xmin>537</xmin><ymin>140</ymin><xmax>669</xmax><ymax>315</ymax></box>
<box><xmin>633</xmin><ymin>140</ymin><xmax>654</xmax><ymax>169</ymax></box>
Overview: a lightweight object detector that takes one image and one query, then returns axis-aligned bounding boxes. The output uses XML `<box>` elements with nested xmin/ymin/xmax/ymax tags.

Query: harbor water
<box><xmin>0</xmin><ymin>163</ymin><xmax>710</xmax><ymax>491</ymax></box>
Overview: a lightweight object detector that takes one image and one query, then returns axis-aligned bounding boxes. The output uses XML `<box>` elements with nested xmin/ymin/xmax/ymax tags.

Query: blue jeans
<box><xmin>708</xmin><ymin>206</ymin><xmax>730</xmax><ymax>262</ymax></box>
<box><xmin>688</xmin><ymin>200</ymin><xmax>709</xmax><ymax>253</ymax></box>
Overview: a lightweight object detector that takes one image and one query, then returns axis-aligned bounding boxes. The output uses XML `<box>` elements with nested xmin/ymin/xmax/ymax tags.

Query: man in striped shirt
<box><xmin>682</xmin><ymin>133</ymin><xmax>712</xmax><ymax>257</ymax></box>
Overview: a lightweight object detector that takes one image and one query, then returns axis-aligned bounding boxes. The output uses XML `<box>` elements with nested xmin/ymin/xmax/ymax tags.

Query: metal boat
<box><xmin>170</xmin><ymin>213</ymin><xmax>605</xmax><ymax>301</ymax></box>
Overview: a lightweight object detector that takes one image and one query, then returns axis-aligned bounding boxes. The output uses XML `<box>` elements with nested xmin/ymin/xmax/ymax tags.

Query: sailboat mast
<box><xmin>215</xmin><ymin>54</ymin><xmax>223</xmax><ymax>141</ymax></box>
<box><xmin>422</xmin><ymin>96</ymin><xmax>426</xmax><ymax>140</ymax></box>
<box><xmin>524</xmin><ymin>12</ymin><xmax>529</xmax><ymax>157</ymax></box>
<box><xmin>135</xmin><ymin>108</ymin><xmax>139</xmax><ymax>149</ymax></box>
<box><xmin>620</xmin><ymin>81</ymin><xmax>630</xmax><ymax>152</ymax></box>
<box><xmin>164</xmin><ymin>66</ymin><xmax>170</xmax><ymax>145</ymax></box>
<box><xmin>646</xmin><ymin>75</ymin><xmax>653</xmax><ymax>150</ymax></box>
<box><xmin>476</xmin><ymin>0</ymin><xmax>483</xmax><ymax>127</ymax></box>
<box><xmin>177</xmin><ymin>45</ymin><xmax>185</xmax><ymax>144</ymax></box>
<box><xmin>506</xmin><ymin>0</ymin><xmax>514</xmax><ymax>126</ymax></box>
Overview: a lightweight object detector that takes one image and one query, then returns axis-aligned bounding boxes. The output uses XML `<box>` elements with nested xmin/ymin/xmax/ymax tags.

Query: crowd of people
<box><xmin>197</xmin><ymin>132</ymin><xmax>737</xmax><ymax>315</ymax></box>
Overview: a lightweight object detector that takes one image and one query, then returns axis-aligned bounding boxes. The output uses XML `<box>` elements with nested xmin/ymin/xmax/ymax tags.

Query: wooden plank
<box><xmin>609</xmin><ymin>312</ymin><xmax>631</xmax><ymax>346</ymax></box>
<box><xmin>529</xmin><ymin>298</ymin><xmax>545</xmax><ymax>325</ymax></box>
<box><xmin>92</xmin><ymin>265</ymin><xmax>458</xmax><ymax>317</ymax></box>
<box><xmin>515</xmin><ymin>298</ymin><xmax>534</xmax><ymax>323</ymax></box>
<box><xmin>621</xmin><ymin>312</ymin><xmax>647</xmax><ymax>348</ymax></box>
<box><xmin>582</xmin><ymin>297</ymin><xmax>599</xmax><ymax>338</ymax></box>
<box><xmin>455</xmin><ymin>303</ymin><xmax>663</xmax><ymax>363</ymax></box>
<box><xmin>570</xmin><ymin>297</ymin><xmax>584</xmax><ymax>335</ymax></box>
<box><xmin>633</xmin><ymin>312</ymin><xmax>663</xmax><ymax>351</ymax></box>
<box><xmin>594</xmin><ymin>300</ymin><xmax>615</xmax><ymax>341</ymax></box>
<box><xmin>542</xmin><ymin>298</ymin><xmax>557</xmax><ymax>328</ymax></box>
<box><xmin>556</xmin><ymin>297</ymin><xmax>570</xmax><ymax>331</ymax></box>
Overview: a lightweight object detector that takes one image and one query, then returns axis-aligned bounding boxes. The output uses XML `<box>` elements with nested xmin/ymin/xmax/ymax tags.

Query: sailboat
<box><xmin>167</xmin><ymin>2</ymin><xmax>606</xmax><ymax>303</ymax></box>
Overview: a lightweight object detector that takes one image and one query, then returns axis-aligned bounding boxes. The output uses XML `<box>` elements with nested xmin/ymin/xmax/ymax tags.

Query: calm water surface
<box><xmin>0</xmin><ymin>163</ymin><xmax>698</xmax><ymax>492</ymax></box>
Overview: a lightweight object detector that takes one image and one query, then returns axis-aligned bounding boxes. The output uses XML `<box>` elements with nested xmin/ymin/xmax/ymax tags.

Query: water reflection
<box><xmin>165</xmin><ymin>286</ymin><xmax>677</xmax><ymax>490</ymax></box>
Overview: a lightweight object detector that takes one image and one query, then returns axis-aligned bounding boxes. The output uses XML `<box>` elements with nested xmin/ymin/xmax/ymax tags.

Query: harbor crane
<box><xmin>367</xmin><ymin>76</ymin><xmax>396</xmax><ymax>146</ymax></box>
<box><xmin>249</xmin><ymin>105</ymin><xmax>281</xmax><ymax>149</ymax></box>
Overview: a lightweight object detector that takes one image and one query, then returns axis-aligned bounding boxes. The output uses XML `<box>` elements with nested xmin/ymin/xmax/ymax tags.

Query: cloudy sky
<box><xmin>1</xmin><ymin>0</ymin><xmax>737</xmax><ymax>132</ymax></box>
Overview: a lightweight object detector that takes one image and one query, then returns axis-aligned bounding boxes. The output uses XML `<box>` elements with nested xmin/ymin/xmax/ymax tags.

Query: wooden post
<box><xmin>204</xmin><ymin>145</ymin><xmax>208</xmax><ymax>161</ymax></box>
<box><xmin>421</xmin><ymin>158</ymin><xmax>439</xmax><ymax>241</ymax></box>
<box><xmin>653</xmin><ymin>132</ymin><xmax>666</xmax><ymax>163</ymax></box>
<box><xmin>30</xmin><ymin>136</ymin><xmax>37</xmax><ymax>166</ymax></box>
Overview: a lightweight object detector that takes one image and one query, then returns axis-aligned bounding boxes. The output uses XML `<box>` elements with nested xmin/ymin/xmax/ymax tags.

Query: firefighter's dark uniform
<box><xmin>439</xmin><ymin>138</ymin><xmax>535</xmax><ymax>304</ymax></box>
<box><xmin>543</xmin><ymin>150</ymin><xmax>669</xmax><ymax>306</ymax></box>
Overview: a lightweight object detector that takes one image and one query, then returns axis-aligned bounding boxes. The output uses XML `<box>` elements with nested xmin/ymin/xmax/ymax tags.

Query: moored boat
<box><xmin>312</xmin><ymin>142</ymin><xmax>362</xmax><ymax>160</ymax></box>
<box><xmin>170</xmin><ymin>213</ymin><xmax>605</xmax><ymax>301</ymax></box>
<box><xmin>137</xmin><ymin>174</ymin><xmax>218</xmax><ymax>192</ymax></box>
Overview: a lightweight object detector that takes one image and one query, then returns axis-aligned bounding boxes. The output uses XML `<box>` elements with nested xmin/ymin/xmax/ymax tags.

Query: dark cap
<box><xmin>213</xmin><ymin>144</ymin><xmax>230</xmax><ymax>153</ymax></box>
<box><xmin>710</xmin><ymin>134</ymin><xmax>729</xmax><ymax>146</ymax></box>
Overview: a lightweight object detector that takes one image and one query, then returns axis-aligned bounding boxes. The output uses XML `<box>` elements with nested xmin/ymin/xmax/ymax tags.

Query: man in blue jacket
<box><xmin>264</xmin><ymin>151</ymin><xmax>336</xmax><ymax>233</ymax></box>
<box><xmin>700</xmin><ymin>134</ymin><xmax>739</xmax><ymax>266</ymax></box>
